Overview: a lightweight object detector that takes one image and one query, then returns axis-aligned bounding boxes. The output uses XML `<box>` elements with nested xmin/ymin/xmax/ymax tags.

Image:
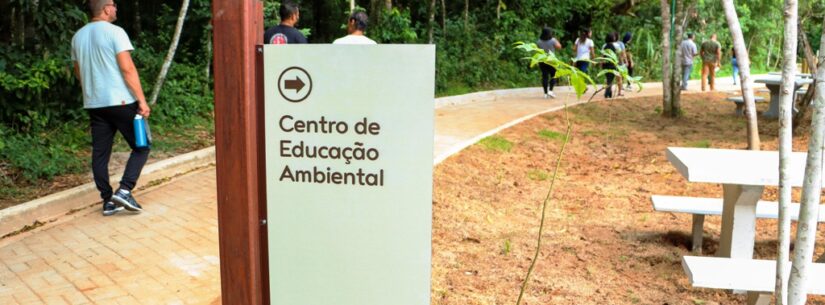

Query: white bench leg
<box><xmin>691</xmin><ymin>214</ymin><xmax>704</xmax><ymax>254</ymax></box>
<box><xmin>746</xmin><ymin>292</ymin><xmax>771</xmax><ymax>305</ymax></box>
<box><xmin>718</xmin><ymin>184</ymin><xmax>764</xmax><ymax>259</ymax></box>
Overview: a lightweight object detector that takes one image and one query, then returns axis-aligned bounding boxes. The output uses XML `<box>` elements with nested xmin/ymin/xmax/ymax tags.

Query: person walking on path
<box><xmin>700</xmin><ymin>33</ymin><xmax>722</xmax><ymax>91</ymax></box>
<box><xmin>612</xmin><ymin>31</ymin><xmax>627</xmax><ymax>97</ymax></box>
<box><xmin>730</xmin><ymin>47</ymin><xmax>739</xmax><ymax>85</ymax></box>
<box><xmin>537</xmin><ymin>27</ymin><xmax>562</xmax><ymax>99</ymax></box>
<box><xmin>72</xmin><ymin>0</ymin><xmax>149</xmax><ymax>216</ymax></box>
<box><xmin>601</xmin><ymin>32</ymin><xmax>620</xmax><ymax>99</ymax></box>
<box><xmin>573</xmin><ymin>28</ymin><xmax>595</xmax><ymax>74</ymax></box>
<box><xmin>622</xmin><ymin>32</ymin><xmax>634</xmax><ymax>90</ymax></box>
<box><xmin>679</xmin><ymin>32</ymin><xmax>698</xmax><ymax>90</ymax></box>
<box><xmin>333</xmin><ymin>11</ymin><xmax>377</xmax><ymax>45</ymax></box>
<box><xmin>264</xmin><ymin>2</ymin><xmax>307</xmax><ymax>45</ymax></box>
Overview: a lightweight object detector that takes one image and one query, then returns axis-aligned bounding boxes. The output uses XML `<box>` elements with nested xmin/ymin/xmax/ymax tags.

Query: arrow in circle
<box><xmin>284</xmin><ymin>76</ymin><xmax>305</xmax><ymax>93</ymax></box>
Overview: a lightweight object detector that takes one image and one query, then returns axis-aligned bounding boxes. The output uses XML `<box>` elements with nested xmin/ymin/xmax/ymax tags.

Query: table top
<box><xmin>768</xmin><ymin>71</ymin><xmax>813</xmax><ymax>78</ymax></box>
<box><xmin>755</xmin><ymin>75</ymin><xmax>814</xmax><ymax>86</ymax></box>
<box><xmin>666</xmin><ymin>147</ymin><xmax>824</xmax><ymax>186</ymax></box>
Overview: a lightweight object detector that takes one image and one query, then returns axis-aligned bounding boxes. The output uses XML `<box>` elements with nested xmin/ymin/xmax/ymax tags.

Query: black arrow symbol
<box><xmin>284</xmin><ymin>76</ymin><xmax>305</xmax><ymax>93</ymax></box>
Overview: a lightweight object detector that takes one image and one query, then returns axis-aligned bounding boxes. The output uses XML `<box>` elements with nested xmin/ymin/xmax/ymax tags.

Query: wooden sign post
<box><xmin>212</xmin><ymin>1</ymin><xmax>268</xmax><ymax>304</ymax></box>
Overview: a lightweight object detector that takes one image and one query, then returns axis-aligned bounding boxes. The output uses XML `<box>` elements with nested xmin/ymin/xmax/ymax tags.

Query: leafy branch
<box><xmin>511</xmin><ymin>43</ymin><xmax>644</xmax><ymax>305</ymax></box>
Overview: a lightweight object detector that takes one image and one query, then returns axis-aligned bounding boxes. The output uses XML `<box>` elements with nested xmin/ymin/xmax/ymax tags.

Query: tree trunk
<box><xmin>149</xmin><ymin>0</ymin><xmax>191</xmax><ymax>105</ymax></box>
<box><xmin>776</xmin><ymin>1</ymin><xmax>798</xmax><ymax>304</ymax></box>
<box><xmin>722</xmin><ymin>0</ymin><xmax>761</xmax><ymax>150</ymax></box>
<box><xmin>0</xmin><ymin>0</ymin><xmax>11</xmax><ymax>44</ymax></box>
<box><xmin>350</xmin><ymin>0</ymin><xmax>355</xmax><ymax>12</ymax></box>
<box><xmin>385</xmin><ymin>0</ymin><xmax>392</xmax><ymax>10</ymax></box>
<box><xmin>788</xmin><ymin>25</ymin><xmax>825</xmax><ymax>305</ymax></box>
<box><xmin>465</xmin><ymin>0</ymin><xmax>469</xmax><ymax>28</ymax></box>
<box><xmin>793</xmin><ymin>27</ymin><xmax>818</xmax><ymax>133</ymax></box>
<box><xmin>660</xmin><ymin>0</ymin><xmax>674</xmax><ymax>116</ymax></box>
<box><xmin>441</xmin><ymin>0</ymin><xmax>446</xmax><ymax>34</ymax></box>
<box><xmin>670</xmin><ymin>0</ymin><xmax>690</xmax><ymax>116</ymax></box>
<box><xmin>135</xmin><ymin>0</ymin><xmax>142</xmax><ymax>35</ymax></box>
<box><xmin>428</xmin><ymin>0</ymin><xmax>435</xmax><ymax>44</ymax></box>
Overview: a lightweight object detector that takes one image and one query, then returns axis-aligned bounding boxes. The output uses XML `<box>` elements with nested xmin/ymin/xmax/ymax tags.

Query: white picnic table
<box><xmin>666</xmin><ymin>147</ymin><xmax>823</xmax><ymax>259</ymax></box>
<box><xmin>754</xmin><ymin>75</ymin><xmax>814</xmax><ymax>119</ymax></box>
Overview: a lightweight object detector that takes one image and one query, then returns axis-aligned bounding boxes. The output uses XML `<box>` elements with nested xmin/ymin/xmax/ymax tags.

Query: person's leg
<box><xmin>682</xmin><ymin>65</ymin><xmax>692</xmax><ymax>89</ymax></box>
<box><xmin>539</xmin><ymin>63</ymin><xmax>550</xmax><ymax>95</ymax></box>
<box><xmin>617</xmin><ymin>73</ymin><xmax>623</xmax><ymax>96</ymax></box>
<box><xmin>732</xmin><ymin>58</ymin><xmax>739</xmax><ymax>85</ymax></box>
<box><xmin>605</xmin><ymin>73</ymin><xmax>615</xmax><ymax>98</ymax></box>
<box><xmin>627</xmin><ymin>64</ymin><xmax>634</xmax><ymax>89</ymax></box>
<box><xmin>89</xmin><ymin>108</ymin><xmax>117</xmax><ymax>202</ymax></box>
<box><xmin>701</xmin><ymin>63</ymin><xmax>709</xmax><ymax>91</ymax></box>
<box><xmin>548</xmin><ymin>66</ymin><xmax>557</xmax><ymax>91</ymax></box>
<box><xmin>709</xmin><ymin>62</ymin><xmax>716</xmax><ymax>91</ymax></box>
<box><xmin>112</xmin><ymin>103</ymin><xmax>151</xmax><ymax>192</ymax></box>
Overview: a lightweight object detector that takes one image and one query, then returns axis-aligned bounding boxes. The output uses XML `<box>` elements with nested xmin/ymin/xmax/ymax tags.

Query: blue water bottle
<box><xmin>134</xmin><ymin>115</ymin><xmax>149</xmax><ymax>148</ymax></box>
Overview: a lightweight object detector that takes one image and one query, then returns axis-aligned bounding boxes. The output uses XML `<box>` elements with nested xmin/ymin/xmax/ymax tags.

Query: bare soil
<box><xmin>432</xmin><ymin>92</ymin><xmax>825</xmax><ymax>305</ymax></box>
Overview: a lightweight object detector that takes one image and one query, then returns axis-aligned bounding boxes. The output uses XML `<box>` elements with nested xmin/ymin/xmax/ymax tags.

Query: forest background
<box><xmin>0</xmin><ymin>0</ymin><xmax>823</xmax><ymax>205</ymax></box>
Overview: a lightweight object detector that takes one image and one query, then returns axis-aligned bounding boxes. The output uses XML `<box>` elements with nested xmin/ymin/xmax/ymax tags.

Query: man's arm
<box><xmin>73</xmin><ymin>62</ymin><xmax>81</xmax><ymax>82</ymax></box>
<box><xmin>716</xmin><ymin>47</ymin><xmax>722</xmax><ymax>67</ymax></box>
<box><xmin>116</xmin><ymin>51</ymin><xmax>150</xmax><ymax>117</ymax></box>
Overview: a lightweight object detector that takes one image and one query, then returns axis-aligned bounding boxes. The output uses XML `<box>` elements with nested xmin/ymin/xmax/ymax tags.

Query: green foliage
<box><xmin>500</xmin><ymin>239</ymin><xmax>512</xmax><ymax>255</ymax></box>
<box><xmin>371</xmin><ymin>8</ymin><xmax>418</xmax><ymax>43</ymax></box>
<box><xmin>527</xmin><ymin>169</ymin><xmax>549</xmax><ymax>181</ymax></box>
<box><xmin>0</xmin><ymin>124</ymin><xmax>86</xmax><ymax>182</ymax></box>
<box><xmin>538</xmin><ymin>129</ymin><xmax>565</xmax><ymax>141</ymax></box>
<box><xmin>688</xmin><ymin>139</ymin><xmax>711</xmax><ymax>148</ymax></box>
<box><xmin>479</xmin><ymin>136</ymin><xmax>513</xmax><ymax>152</ymax></box>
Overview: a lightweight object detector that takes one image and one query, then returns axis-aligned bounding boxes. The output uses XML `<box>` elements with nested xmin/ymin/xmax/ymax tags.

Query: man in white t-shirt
<box><xmin>333</xmin><ymin>11</ymin><xmax>377</xmax><ymax>45</ymax></box>
<box><xmin>72</xmin><ymin>0</ymin><xmax>149</xmax><ymax>216</ymax></box>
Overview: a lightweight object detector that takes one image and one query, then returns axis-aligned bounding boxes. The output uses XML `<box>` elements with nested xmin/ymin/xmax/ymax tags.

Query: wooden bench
<box><xmin>682</xmin><ymin>256</ymin><xmax>825</xmax><ymax>305</ymax></box>
<box><xmin>726</xmin><ymin>96</ymin><xmax>766</xmax><ymax>116</ymax></box>
<box><xmin>650</xmin><ymin>195</ymin><xmax>824</xmax><ymax>253</ymax></box>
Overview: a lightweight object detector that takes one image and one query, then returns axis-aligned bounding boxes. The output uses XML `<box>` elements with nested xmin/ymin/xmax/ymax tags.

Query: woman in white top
<box><xmin>573</xmin><ymin>28</ymin><xmax>595</xmax><ymax>73</ymax></box>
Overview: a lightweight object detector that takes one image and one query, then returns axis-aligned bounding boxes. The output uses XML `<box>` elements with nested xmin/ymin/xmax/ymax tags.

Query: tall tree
<box><xmin>776</xmin><ymin>0</ymin><xmax>798</xmax><ymax>303</ymax></box>
<box><xmin>428</xmin><ymin>0</ymin><xmax>435</xmax><ymax>44</ymax></box>
<box><xmin>722</xmin><ymin>0</ymin><xmax>761</xmax><ymax>150</ymax></box>
<box><xmin>669</xmin><ymin>0</ymin><xmax>691</xmax><ymax>118</ymax></box>
<box><xmin>660</xmin><ymin>0</ymin><xmax>675</xmax><ymax>116</ymax></box>
<box><xmin>465</xmin><ymin>0</ymin><xmax>469</xmax><ymax>28</ymax></box>
<box><xmin>788</xmin><ymin>20</ymin><xmax>825</xmax><ymax>305</ymax></box>
<box><xmin>149</xmin><ymin>0</ymin><xmax>191</xmax><ymax>105</ymax></box>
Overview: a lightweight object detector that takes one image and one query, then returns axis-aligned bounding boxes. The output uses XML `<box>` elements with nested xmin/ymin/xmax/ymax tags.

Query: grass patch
<box><xmin>478</xmin><ymin>136</ymin><xmax>513</xmax><ymax>152</ymax></box>
<box><xmin>527</xmin><ymin>169</ymin><xmax>549</xmax><ymax>181</ymax></box>
<box><xmin>688</xmin><ymin>139</ymin><xmax>711</xmax><ymax>148</ymax></box>
<box><xmin>538</xmin><ymin>129</ymin><xmax>565</xmax><ymax>141</ymax></box>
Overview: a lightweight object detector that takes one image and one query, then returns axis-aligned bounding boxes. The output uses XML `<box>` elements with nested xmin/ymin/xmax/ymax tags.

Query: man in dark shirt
<box><xmin>264</xmin><ymin>2</ymin><xmax>307</xmax><ymax>44</ymax></box>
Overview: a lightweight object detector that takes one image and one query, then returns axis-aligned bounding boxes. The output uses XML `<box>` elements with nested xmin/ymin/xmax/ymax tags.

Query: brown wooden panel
<box><xmin>212</xmin><ymin>1</ymin><xmax>266</xmax><ymax>304</ymax></box>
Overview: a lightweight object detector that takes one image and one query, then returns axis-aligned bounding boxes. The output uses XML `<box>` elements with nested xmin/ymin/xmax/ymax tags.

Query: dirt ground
<box><xmin>431</xmin><ymin>92</ymin><xmax>825</xmax><ymax>305</ymax></box>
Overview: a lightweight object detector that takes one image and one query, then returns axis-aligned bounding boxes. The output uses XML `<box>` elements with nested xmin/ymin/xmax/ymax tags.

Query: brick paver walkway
<box><xmin>0</xmin><ymin>169</ymin><xmax>220</xmax><ymax>304</ymax></box>
<box><xmin>0</xmin><ymin>79</ymin><xmax>744</xmax><ymax>304</ymax></box>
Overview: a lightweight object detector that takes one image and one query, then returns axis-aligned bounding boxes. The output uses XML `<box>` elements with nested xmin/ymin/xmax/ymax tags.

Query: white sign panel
<box><xmin>264</xmin><ymin>44</ymin><xmax>434</xmax><ymax>305</ymax></box>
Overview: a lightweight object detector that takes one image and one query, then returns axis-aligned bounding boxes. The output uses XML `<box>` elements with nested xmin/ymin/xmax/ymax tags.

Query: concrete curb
<box><xmin>435</xmin><ymin>87</ymin><xmax>561</xmax><ymax>109</ymax></box>
<box><xmin>0</xmin><ymin>146</ymin><xmax>216</xmax><ymax>238</ymax></box>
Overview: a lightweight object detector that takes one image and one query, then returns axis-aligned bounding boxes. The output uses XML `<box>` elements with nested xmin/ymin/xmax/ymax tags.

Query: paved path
<box><xmin>0</xmin><ymin>79</ymin><xmax>744</xmax><ymax>304</ymax></box>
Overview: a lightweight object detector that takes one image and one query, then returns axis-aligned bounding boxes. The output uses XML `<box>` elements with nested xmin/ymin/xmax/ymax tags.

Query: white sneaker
<box><xmin>543</xmin><ymin>93</ymin><xmax>548</xmax><ymax>99</ymax></box>
<box><xmin>547</xmin><ymin>91</ymin><xmax>556</xmax><ymax>98</ymax></box>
